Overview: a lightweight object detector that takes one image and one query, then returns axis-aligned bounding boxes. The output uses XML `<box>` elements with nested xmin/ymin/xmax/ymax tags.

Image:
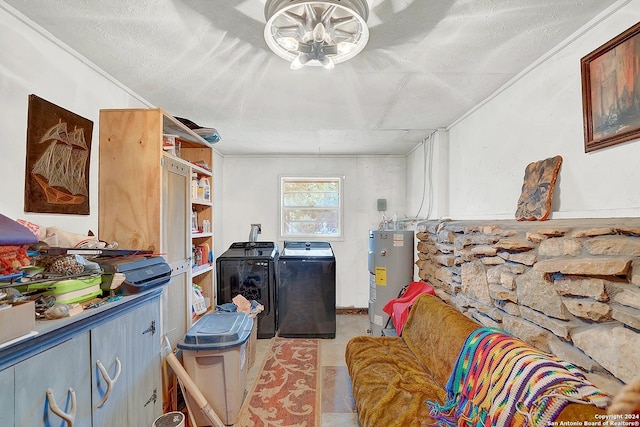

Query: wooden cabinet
<box><xmin>0</xmin><ymin>292</ymin><xmax>161</xmax><ymax>427</ymax></box>
<box><xmin>98</xmin><ymin>108</ymin><xmax>216</xmax><ymax>348</ymax></box>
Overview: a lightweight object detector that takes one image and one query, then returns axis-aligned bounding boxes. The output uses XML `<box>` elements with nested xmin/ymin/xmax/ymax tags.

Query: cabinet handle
<box><xmin>96</xmin><ymin>358</ymin><xmax>121</xmax><ymax>408</ymax></box>
<box><xmin>46</xmin><ymin>387</ymin><xmax>76</xmax><ymax>427</ymax></box>
<box><xmin>144</xmin><ymin>388</ymin><xmax>158</xmax><ymax>407</ymax></box>
<box><xmin>142</xmin><ymin>320</ymin><xmax>156</xmax><ymax>335</ymax></box>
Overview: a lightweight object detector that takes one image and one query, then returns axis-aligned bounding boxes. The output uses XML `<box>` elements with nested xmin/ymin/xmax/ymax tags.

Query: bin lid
<box><xmin>177</xmin><ymin>312</ymin><xmax>252</xmax><ymax>351</ymax></box>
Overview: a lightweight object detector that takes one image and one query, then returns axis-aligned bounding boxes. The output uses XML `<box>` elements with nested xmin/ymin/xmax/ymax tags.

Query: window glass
<box><xmin>280</xmin><ymin>177</ymin><xmax>342</xmax><ymax>238</ymax></box>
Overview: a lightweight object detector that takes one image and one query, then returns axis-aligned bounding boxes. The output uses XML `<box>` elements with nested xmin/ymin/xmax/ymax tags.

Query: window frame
<box><xmin>279</xmin><ymin>175</ymin><xmax>344</xmax><ymax>240</ymax></box>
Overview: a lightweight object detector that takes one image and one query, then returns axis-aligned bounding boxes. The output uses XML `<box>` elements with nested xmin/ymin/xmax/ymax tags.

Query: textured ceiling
<box><xmin>5</xmin><ymin>0</ymin><xmax>621</xmax><ymax>155</ymax></box>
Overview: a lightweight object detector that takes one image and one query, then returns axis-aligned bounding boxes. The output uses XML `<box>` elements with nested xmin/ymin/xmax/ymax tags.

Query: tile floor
<box><xmin>244</xmin><ymin>314</ymin><xmax>370</xmax><ymax>427</ymax></box>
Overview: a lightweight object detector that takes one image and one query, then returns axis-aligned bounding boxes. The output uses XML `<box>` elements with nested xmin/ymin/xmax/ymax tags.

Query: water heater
<box><xmin>368</xmin><ymin>230</ymin><xmax>415</xmax><ymax>336</ymax></box>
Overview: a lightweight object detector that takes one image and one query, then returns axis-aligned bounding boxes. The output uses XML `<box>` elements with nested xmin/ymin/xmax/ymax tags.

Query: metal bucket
<box><xmin>152</xmin><ymin>411</ymin><xmax>185</xmax><ymax>427</ymax></box>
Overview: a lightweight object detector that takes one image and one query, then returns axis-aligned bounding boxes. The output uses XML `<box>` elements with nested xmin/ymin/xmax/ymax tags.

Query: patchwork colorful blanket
<box><xmin>427</xmin><ymin>327</ymin><xmax>610</xmax><ymax>427</ymax></box>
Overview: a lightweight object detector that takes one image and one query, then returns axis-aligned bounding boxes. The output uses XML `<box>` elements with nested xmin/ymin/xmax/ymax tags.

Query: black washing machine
<box><xmin>216</xmin><ymin>242</ymin><xmax>278</xmax><ymax>338</ymax></box>
<box><xmin>278</xmin><ymin>241</ymin><xmax>336</xmax><ymax>338</ymax></box>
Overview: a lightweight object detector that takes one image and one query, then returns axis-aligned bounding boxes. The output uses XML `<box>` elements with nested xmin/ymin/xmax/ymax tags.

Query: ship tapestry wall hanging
<box><xmin>24</xmin><ymin>95</ymin><xmax>92</xmax><ymax>215</ymax></box>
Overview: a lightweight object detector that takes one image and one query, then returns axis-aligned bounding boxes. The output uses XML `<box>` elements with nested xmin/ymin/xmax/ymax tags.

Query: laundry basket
<box><xmin>192</xmin><ymin>285</ymin><xmax>207</xmax><ymax>316</ymax></box>
<box><xmin>152</xmin><ymin>411</ymin><xmax>185</xmax><ymax>427</ymax></box>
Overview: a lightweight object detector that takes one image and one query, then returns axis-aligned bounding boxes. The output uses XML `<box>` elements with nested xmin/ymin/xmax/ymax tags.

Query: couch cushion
<box><xmin>345</xmin><ymin>336</ymin><xmax>446</xmax><ymax>427</ymax></box>
<box><xmin>402</xmin><ymin>294</ymin><xmax>480</xmax><ymax>387</ymax></box>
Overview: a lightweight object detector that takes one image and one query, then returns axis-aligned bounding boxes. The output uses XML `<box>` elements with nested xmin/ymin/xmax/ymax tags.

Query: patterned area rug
<box><xmin>236</xmin><ymin>337</ymin><xmax>320</xmax><ymax>427</ymax></box>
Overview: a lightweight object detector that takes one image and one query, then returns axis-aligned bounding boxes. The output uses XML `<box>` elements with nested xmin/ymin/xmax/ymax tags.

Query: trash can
<box><xmin>177</xmin><ymin>312</ymin><xmax>253</xmax><ymax>426</ymax></box>
<box><xmin>152</xmin><ymin>411</ymin><xmax>185</xmax><ymax>427</ymax></box>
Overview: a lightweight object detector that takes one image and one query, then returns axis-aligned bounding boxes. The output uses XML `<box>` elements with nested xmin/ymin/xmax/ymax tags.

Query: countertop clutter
<box><xmin>0</xmin><ymin>286</ymin><xmax>163</xmax><ymax>425</ymax></box>
<box><xmin>0</xmin><ymin>212</ymin><xmax>40</xmax><ymax>346</ymax></box>
<box><xmin>0</xmin><ymin>213</ymin><xmax>170</xmax><ymax>349</ymax></box>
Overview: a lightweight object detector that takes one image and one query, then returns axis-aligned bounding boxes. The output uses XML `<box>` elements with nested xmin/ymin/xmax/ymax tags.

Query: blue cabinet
<box><xmin>15</xmin><ymin>333</ymin><xmax>92</xmax><ymax>426</ymax></box>
<box><xmin>91</xmin><ymin>296</ymin><xmax>161</xmax><ymax>426</ymax></box>
<box><xmin>0</xmin><ymin>290</ymin><xmax>161</xmax><ymax>427</ymax></box>
<box><xmin>0</xmin><ymin>365</ymin><xmax>14</xmax><ymax>426</ymax></box>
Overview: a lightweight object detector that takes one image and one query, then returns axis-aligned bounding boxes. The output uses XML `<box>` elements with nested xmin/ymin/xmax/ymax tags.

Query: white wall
<box><xmin>221</xmin><ymin>155</ymin><xmax>408</xmax><ymax>308</ymax></box>
<box><xmin>212</xmin><ymin>150</ymin><xmax>225</xmax><ymax>267</ymax></box>
<box><xmin>406</xmin><ymin>130</ymin><xmax>450</xmax><ymax>221</ymax></box>
<box><xmin>408</xmin><ymin>0</ymin><xmax>640</xmax><ymax>220</ymax></box>
<box><xmin>0</xmin><ymin>2</ymin><xmax>150</xmax><ymax>232</ymax></box>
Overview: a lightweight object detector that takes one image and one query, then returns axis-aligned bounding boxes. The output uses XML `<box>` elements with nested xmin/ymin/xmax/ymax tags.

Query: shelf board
<box><xmin>161</xmin><ymin>151</ymin><xmax>213</xmax><ymax>178</ymax></box>
<box><xmin>192</xmin><ymin>307</ymin><xmax>213</xmax><ymax>324</ymax></box>
<box><xmin>191</xmin><ymin>231</ymin><xmax>213</xmax><ymax>239</ymax></box>
<box><xmin>192</xmin><ymin>264</ymin><xmax>213</xmax><ymax>277</ymax></box>
<box><xmin>162</xmin><ymin>113</ymin><xmax>210</xmax><ymax>147</ymax></box>
<box><xmin>191</xmin><ymin>163</ymin><xmax>212</xmax><ymax>176</ymax></box>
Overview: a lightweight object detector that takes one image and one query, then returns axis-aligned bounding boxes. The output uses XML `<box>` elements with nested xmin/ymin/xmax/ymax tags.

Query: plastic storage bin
<box><xmin>177</xmin><ymin>312</ymin><xmax>253</xmax><ymax>426</ymax></box>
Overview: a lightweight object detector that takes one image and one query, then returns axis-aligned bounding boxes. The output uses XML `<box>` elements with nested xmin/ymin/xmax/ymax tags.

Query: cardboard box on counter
<box><xmin>0</xmin><ymin>300</ymin><xmax>35</xmax><ymax>346</ymax></box>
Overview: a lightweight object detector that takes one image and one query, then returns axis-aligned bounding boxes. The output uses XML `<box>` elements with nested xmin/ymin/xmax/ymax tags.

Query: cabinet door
<box><xmin>161</xmin><ymin>271</ymin><xmax>189</xmax><ymax>350</ymax></box>
<box><xmin>91</xmin><ymin>298</ymin><xmax>162</xmax><ymax>426</ymax></box>
<box><xmin>15</xmin><ymin>333</ymin><xmax>92</xmax><ymax>427</ymax></box>
<box><xmin>126</xmin><ymin>298</ymin><xmax>162</xmax><ymax>426</ymax></box>
<box><xmin>162</xmin><ymin>155</ymin><xmax>191</xmax><ymax>346</ymax></box>
<box><xmin>0</xmin><ymin>367</ymin><xmax>14</xmax><ymax>426</ymax></box>
<box><xmin>162</xmin><ymin>156</ymin><xmax>189</xmax><ymax>267</ymax></box>
<box><xmin>91</xmin><ymin>315</ymin><xmax>130</xmax><ymax>426</ymax></box>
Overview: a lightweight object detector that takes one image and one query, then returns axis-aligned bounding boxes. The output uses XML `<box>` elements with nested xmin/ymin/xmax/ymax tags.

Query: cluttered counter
<box><xmin>0</xmin><ymin>213</ymin><xmax>168</xmax><ymax>425</ymax></box>
<box><xmin>0</xmin><ymin>287</ymin><xmax>162</xmax><ymax>370</ymax></box>
<box><xmin>0</xmin><ymin>283</ymin><xmax>165</xmax><ymax>426</ymax></box>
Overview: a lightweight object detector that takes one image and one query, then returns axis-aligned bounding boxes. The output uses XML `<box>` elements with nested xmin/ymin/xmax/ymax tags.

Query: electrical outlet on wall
<box><xmin>251</xmin><ymin>224</ymin><xmax>262</xmax><ymax>234</ymax></box>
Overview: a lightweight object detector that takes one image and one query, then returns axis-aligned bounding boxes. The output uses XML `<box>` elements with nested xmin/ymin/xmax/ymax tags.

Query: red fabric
<box><xmin>382</xmin><ymin>281</ymin><xmax>435</xmax><ymax>335</ymax></box>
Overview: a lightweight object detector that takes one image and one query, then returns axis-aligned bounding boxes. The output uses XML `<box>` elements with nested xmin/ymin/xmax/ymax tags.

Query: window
<box><xmin>280</xmin><ymin>176</ymin><xmax>342</xmax><ymax>238</ymax></box>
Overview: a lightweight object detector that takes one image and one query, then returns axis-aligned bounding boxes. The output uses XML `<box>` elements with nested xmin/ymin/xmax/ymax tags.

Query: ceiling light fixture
<box><xmin>264</xmin><ymin>0</ymin><xmax>370</xmax><ymax>70</ymax></box>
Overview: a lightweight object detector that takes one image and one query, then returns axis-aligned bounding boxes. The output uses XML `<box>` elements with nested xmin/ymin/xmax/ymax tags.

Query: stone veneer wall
<box><xmin>416</xmin><ymin>218</ymin><xmax>640</xmax><ymax>393</ymax></box>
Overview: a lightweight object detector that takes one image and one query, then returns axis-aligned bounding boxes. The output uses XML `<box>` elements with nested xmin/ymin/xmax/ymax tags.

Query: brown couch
<box><xmin>345</xmin><ymin>294</ymin><xmax>608</xmax><ymax>427</ymax></box>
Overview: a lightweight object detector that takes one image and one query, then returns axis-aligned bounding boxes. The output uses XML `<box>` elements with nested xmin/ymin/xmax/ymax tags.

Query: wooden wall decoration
<box><xmin>515</xmin><ymin>155</ymin><xmax>563</xmax><ymax>221</ymax></box>
<box><xmin>24</xmin><ymin>95</ymin><xmax>93</xmax><ymax>215</ymax></box>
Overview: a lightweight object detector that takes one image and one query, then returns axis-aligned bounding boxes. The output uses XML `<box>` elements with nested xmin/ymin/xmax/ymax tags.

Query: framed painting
<box><xmin>581</xmin><ymin>22</ymin><xmax>640</xmax><ymax>152</ymax></box>
<box><xmin>24</xmin><ymin>95</ymin><xmax>93</xmax><ymax>215</ymax></box>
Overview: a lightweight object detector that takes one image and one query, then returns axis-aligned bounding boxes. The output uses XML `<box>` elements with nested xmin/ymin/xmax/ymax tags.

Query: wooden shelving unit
<box><xmin>99</xmin><ymin>108</ymin><xmax>217</xmax><ymax>411</ymax></box>
<box><xmin>98</xmin><ymin>108</ymin><xmax>216</xmax><ymax>342</ymax></box>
